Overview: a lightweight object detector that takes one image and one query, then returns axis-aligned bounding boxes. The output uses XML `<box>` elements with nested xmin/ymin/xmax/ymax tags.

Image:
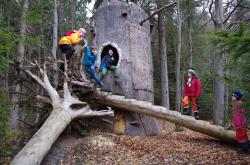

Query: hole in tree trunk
<box><xmin>121</xmin><ymin>12</ymin><xmax>128</xmax><ymax>18</ymax></box>
<box><xmin>100</xmin><ymin>45</ymin><xmax>119</xmax><ymax>66</ymax></box>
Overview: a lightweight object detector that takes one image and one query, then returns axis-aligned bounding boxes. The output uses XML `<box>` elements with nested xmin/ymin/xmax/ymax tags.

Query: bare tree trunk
<box><xmin>175</xmin><ymin>0</ymin><xmax>182</xmax><ymax>114</ymax></box>
<box><xmin>51</xmin><ymin>0</ymin><xmax>58</xmax><ymax>59</ymax></box>
<box><xmin>224</xmin><ymin>52</ymin><xmax>229</xmax><ymax>120</ymax></box>
<box><xmin>187</xmin><ymin>0</ymin><xmax>193</xmax><ymax>67</ymax></box>
<box><xmin>156</xmin><ymin>0</ymin><xmax>170</xmax><ymax>109</ymax></box>
<box><xmin>70</xmin><ymin>0</ymin><xmax>76</xmax><ymax>29</ymax></box>
<box><xmin>213</xmin><ymin>0</ymin><xmax>225</xmax><ymax>126</ymax></box>
<box><xmin>10</xmin><ymin>0</ymin><xmax>29</xmax><ymax>130</ymax></box>
<box><xmin>51</xmin><ymin>0</ymin><xmax>58</xmax><ymax>85</ymax></box>
<box><xmin>18</xmin><ymin>0</ymin><xmax>29</xmax><ymax>58</ymax></box>
<box><xmin>95</xmin><ymin>92</ymin><xmax>243</xmax><ymax>143</ymax></box>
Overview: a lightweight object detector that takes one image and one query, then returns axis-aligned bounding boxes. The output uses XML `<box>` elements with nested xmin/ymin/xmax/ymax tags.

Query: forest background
<box><xmin>0</xmin><ymin>0</ymin><xmax>250</xmax><ymax>158</ymax></box>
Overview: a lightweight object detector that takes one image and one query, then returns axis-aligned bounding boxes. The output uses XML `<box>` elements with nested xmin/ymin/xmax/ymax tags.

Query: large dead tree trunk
<box><xmin>94</xmin><ymin>92</ymin><xmax>246</xmax><ymax>143</ymax></box>
<box><xmin>11</xmin><ymin>67</ymin><xmax>112</xmax><ymax>165</ymax></box>
<box><xmin>92</xmin><ymin>0</ymin><xmax>160</xmax><ymax>136</ymax></box>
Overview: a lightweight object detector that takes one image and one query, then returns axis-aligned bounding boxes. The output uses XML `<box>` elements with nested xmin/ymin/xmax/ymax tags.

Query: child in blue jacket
<box><xmin>83</xmin><ymin>46</ymin><xmax>102</xmax><ymax>87</ymax></box>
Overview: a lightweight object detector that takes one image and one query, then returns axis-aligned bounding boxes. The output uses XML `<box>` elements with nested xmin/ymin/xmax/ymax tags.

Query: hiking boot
<box><xmin>182</xmin><ymin>107</ymin><xmax>190</xmax><ymax>115</ymax></box>
<box><xmin>239</xmin><ymin>142</ymin><xmax>249</xmax><ymax>154</ymax></box>
<box><xmin>194</xmin><ymin>112</ymin><xmax>199</xmax><ymax>120</ymax></box>
<box><xmin>97</xmin><ymin>81</ymin><xmax>103</xmax><ymax>88</ymax></box>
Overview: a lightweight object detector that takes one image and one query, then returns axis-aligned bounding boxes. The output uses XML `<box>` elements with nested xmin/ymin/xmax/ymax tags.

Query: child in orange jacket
<box><xmin>58</xmin><ymin>28</ymin><xmax>86</xmax><ymax>60</ymax></box>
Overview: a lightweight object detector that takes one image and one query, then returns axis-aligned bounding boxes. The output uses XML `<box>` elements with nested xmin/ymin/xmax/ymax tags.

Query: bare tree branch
<box><xmin>226</xmin><ymin>18</ymin><xmax>250</xmax><ymax>29</ymax></box>
<box><xmin>209</xmin><ymin>0</ymin><xmax>216</xmax><ymax>25</ymax></box>
<box><xmin>21</xmin><ymin>82</ymin><xmax>40</xmax><ymax>94</ymax></box>
<box><xmin>72</xmin><ymin>106</ymin><xmax>114</xmax><ymax>119</ymax></box>
<box><xmin>24</xmin><ymin>70</ymin><xmax>46</xmax><ymax>90</ymax></box>
<box><xmin>140</xmin><ymin>2</ymin><xmax>177</xmax><ymax>26</ymax></box>
<box><xmin>197</xmin><ymin>18</ymin><xmax>212</xmax><ymax>32</ymax></box>
<box><xmin>43</xmin><ymin>70</ymin><xmax>61</xmax><ymax>104</ymax></box>
<box><xmin>223</xmin><ymin>0</ymin><xmax>242</xmax><ymax>24</ymax></box>
<box><xmin>34</xmin><ymin>95</ymin><xmax>51</xmax><ymax>104</ymax></box>
<box><xmin>71</xmin><ymin>80</ymin><xmax>94</xmax><ymax>88</ymax></box>
<box><xmin>9</xmin><ymin>92</ymin><xmax>33</xmax><ymax>97</ymax></box>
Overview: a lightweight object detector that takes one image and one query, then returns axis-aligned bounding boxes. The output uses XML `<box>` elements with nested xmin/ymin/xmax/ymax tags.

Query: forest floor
<box><xmin>40</xmin><ymin>120</ymin><xmax>250</xmax><ymax>165</ymax></box>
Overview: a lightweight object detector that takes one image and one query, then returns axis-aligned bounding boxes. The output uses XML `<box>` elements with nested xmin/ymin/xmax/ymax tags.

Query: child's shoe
<box><xmin>182</xmin><ymin>108</ymin><xmax>190</xmax><ymax>115</ymax></box>
<box><xmin>97</xmin><ymin>82</ymin><xmax>103</xmax><ymax>88</ymax></box>
<box><xmin>194</xmin><ymin>112</ymin><xmax>199</xmax><ymax>120</ymax></box>
<box><xmin>239</xmin><ymin>142</ymin><xmax>249</xmax><ymax>154</ymax></box>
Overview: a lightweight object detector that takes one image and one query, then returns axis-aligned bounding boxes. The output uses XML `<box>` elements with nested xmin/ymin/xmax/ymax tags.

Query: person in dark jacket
<box><xmin>181</xmin><ymin>68</ymin><xmax>202</xmax><ymax>120</ymax></box>
<box><xmin>83</xmin><ymin>46</ymin><xmax>102</xmax><ymax>87</ymax></box>
<box><xmin>99</xmin><ymin>49</ymin><xmax>116</xmax><ymax>77</ymax></box>
<box><xmin>231</xmin><ymin>90</ymin><xmax>249</xmax><ymax>154</ymax></box>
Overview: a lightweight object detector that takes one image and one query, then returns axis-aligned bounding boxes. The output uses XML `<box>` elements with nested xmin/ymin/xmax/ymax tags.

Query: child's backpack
<box><xmin>65</xmin><ymin>31</ymin><xmax>76</xmax><ymax>36</ymax></box>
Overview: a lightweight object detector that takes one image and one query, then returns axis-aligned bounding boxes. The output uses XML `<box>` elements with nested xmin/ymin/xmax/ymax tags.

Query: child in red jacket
<box><xmin>231</xmin><ymin>90</ymin><xmax>249</xmax><ymax>154</ymax></box>
<box><xmin>182</xmin><ymin>68</ymin><xmax>201</xmax><ymax>120</ymax></box>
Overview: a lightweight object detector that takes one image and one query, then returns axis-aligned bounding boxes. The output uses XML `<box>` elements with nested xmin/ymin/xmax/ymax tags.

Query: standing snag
<box><xmin>92</xmin><ymin>0</ymin><xmax>160</xmax><ymax>136</ymax></box>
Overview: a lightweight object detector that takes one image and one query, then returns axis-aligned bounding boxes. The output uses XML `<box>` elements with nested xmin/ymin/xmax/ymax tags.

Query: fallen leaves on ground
<box><xmin>42</xmin><ymin>121</ymin><xmax>250</xmax><ymax>165</ymax></box>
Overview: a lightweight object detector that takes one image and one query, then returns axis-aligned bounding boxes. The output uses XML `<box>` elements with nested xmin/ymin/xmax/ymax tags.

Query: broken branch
<box><xmin>140</xmin><ymin>2</ymin><xmax>177</xmax><ymax>26</ymax></box>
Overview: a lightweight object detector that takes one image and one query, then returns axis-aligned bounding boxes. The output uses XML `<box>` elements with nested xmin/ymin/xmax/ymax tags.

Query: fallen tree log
<box><xmin>11</xmin><ymin>67</ymin><xmax>113</xmax><ymax>165</ymax></box>
<box><xmin>94</xmin><ymin>92</ymin><xmax>247</xmax><ymax>143</ymax></box>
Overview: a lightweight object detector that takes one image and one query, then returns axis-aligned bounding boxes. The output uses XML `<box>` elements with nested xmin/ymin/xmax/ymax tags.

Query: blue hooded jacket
<box><xmin>83</xmin><ymin>46</ymin><xmax>97</xmax><ymax>67</ymax></box>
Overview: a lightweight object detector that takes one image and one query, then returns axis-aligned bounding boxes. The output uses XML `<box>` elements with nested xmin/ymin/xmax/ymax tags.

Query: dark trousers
<box><xmin>59</xmin><ymin>44</ymin><xmax>75</xmax><ymax>60</ymax></box>
<box><xmin>59</xmin><ymin>44</ymin><xmax>75</xmax><ymax>72</ymax></box>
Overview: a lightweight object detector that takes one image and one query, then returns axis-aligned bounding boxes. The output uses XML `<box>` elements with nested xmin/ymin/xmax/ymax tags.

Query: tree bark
<box><xmin>51</xmin><ymin>0</ymin><xmax>58</xmax><ymax>59</ymax></box>
<box><xmin>94</xmin><ymin>92</ymin><xmax>244</xmax><ymax>143</ymax></box>
<box><xmin>187</xmin><ymin>0</ymin><xmax>193</xmax><ymax>67</ymax></box>
<box><xmin>213</xmin><ymin>0</ymin><xmax>225</xmax><ymax>126</ymax></box>
<box><xmin>10</xmin><ymin>0</ymin><xmax>29</xmax><ymax>130</ymax></box>
<box><xmin>17</xmin><ymin>0</ymin><xmax>29</xmax><ymax>58</ymax></box>
<box><xmin>51</xmin><ymin>0</ymin><xmax>59</xmax><ymax>85</ymax></box>
<box><xmin>175</xmin><ymin>0</ymin><xmax>182</xmax><ymax>113</ymax></box>
<box><xmin>93</xmin><ymin>0</ymin><xmax>160</xmax><ymax>136</ymax></box>
<box><xmin>70</xmin><ymin>0</ymin><xmax>76</xmax><ymax>29</ymax></box>
<box><xmin>11</xmin><ymin>109</ymin><xmax>72</xmax><ymax>165</ymax></box>
<box><xmin>156</xmin><ymin>0</ymin><xmax>170</xmax><ymax>109</ymax></box>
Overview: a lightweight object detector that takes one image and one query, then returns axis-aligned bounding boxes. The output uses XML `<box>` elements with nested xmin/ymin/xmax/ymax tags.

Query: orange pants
<box><xmin>181</xmin><ymin>96</ymin><xmax>198</xmax><ymax>112</ymax></box>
